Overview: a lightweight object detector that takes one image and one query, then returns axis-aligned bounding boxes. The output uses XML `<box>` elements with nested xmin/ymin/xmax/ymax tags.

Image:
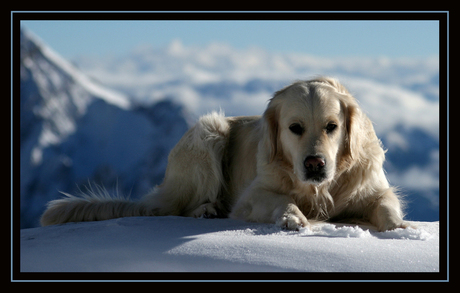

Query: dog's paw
<box><xmin>378</xmin><ymin>220</ymin><xmax>411</xmax><ymax>232</ymax></box>
<box><xmin>276</xmin><ymin>212</ymin><xmax>310</xmax><ymax>231</ymax></box>
<box><xmin>192</xmin><ymin>203</ymin><xmax>218</xmax><ymax>219</ymax></box>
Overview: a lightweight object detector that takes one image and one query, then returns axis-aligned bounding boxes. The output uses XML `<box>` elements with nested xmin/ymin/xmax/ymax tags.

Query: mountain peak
<box><xmin>21</xmin><ymin>28</ymin><xmax>131</xmax><ymax>111</ymax></box>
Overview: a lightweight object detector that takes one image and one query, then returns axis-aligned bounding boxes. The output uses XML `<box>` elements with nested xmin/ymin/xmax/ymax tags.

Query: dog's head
<box><xmin>262</xmin><ymin>77</ymin><xmax>364</xmax><ymax>186</ymax></box>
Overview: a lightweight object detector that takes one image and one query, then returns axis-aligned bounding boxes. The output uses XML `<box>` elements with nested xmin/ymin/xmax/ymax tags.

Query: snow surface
<box><xmin>20</xmin><ymin>217</ymin><xmax>439</xmax><ymax>275</ymax></box>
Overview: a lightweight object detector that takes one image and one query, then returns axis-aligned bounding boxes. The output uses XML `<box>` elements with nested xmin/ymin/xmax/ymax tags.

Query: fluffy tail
<box><xmin>40</xmin><ymin>184</ymin><xmax>152</xmax><ymax>226</ymax></box>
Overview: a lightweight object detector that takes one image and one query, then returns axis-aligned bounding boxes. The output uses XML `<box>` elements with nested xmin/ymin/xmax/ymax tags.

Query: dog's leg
<box><xmin>190</xmin><ymin>202</ymin><xmax>219</xmax><ymax>218</ymax></box>
<box><xmin>368</xmin><ymin>188</ymin><xmax>409</xmax><ymax>231</ymax></box>
<box><xmin>274</xmin><ymin>202</ymin><xmax>311</xmax><ymax>230</ymax></box>
<box><xmin>230</xmin><ymin>182</ymin><xmax>310</xmax><ymax>230</ymax></box>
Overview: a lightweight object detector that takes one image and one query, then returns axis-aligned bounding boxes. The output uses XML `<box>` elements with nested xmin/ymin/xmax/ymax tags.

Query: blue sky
<box><xmin>20</xmin><ymin>20</ymin><xmax>439</xmax><ymax>60</ymax></box>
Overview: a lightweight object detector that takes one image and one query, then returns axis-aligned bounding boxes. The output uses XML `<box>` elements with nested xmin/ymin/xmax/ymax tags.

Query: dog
<box><xmin>41</xmin><ymin>77</ymin><xmax>408</xmax><ymax>231</ymax></box>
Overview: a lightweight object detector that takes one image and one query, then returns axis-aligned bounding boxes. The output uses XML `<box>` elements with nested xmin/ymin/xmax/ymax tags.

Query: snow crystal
<box><xmin>299</xmin><ymin>223</ymin><xmax>373</xmax><ymax>238</ymax></box>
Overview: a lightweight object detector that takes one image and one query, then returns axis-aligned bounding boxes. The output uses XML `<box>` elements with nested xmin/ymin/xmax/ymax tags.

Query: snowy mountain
<box><xmin>20</xmin><ymin>30</ymin><xmax>190</xmax><ymax>228</ymax></box>
<box><xmin>18</xmin><ymin>29</ymin><xmax>440</xmax><ymax>228</ymax></box>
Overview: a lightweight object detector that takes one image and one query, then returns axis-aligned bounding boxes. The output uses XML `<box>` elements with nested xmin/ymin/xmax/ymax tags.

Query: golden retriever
<box><xmin>41</xmin><ymin>77</ymin><xmax>408</xmax><ymax>231</ymax></box>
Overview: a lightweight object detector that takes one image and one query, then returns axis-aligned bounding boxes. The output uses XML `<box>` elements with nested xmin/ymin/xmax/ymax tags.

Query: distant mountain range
<box><xmin>19</xmin><ymin>29</ymin><xmax>440</xmax><ymax>228</ymax></box>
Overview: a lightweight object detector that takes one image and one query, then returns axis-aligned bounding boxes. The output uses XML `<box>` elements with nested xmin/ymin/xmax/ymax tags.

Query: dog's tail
<box><xmin>40</xmin><ymin>184</ymin><xmax>154</xmax><ymax>226</ymax></box>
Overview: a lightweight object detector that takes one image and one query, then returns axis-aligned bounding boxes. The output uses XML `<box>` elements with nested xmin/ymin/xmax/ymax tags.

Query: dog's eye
<box><xmin>289</xmin><ymin>123</ymin><xmax>304</xmax><ymax>135</ymax></box>
<box><xmin>325</xmin><ymin>123</ymin><xmax>337</xmax><ymax>134</ymax></box>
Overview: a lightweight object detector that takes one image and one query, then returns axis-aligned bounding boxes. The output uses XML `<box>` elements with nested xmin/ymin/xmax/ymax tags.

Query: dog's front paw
<box><xmin>191</xmin><ymin>203</ymin><xmax>218</xmax><ymax>218</ymax></box>
<box><xmin>276</xmin><ymin>211</ymin><xmax>310</xmax><ymax>231</ymax></box>
<box><xmin>379</xmin><ymin>220</ymin><xmax>411</xmax><ymax>232</ymax></box>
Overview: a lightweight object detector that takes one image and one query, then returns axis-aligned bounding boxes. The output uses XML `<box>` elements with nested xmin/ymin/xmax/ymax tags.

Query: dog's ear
<box><xmin>262</xmin><ymin>99</ymin><xmax>281</xmax><ymax>163</ymax></box>
<box><xmin>340</xmin><ymin>98</ymin><xmax>364</xmax><ymax>169</ymax></box>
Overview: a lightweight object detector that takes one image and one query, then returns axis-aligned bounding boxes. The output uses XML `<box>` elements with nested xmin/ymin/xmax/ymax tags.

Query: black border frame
<box><xmin>11</xmin><ymin>10</ymin><xmax>449</xmax><ymax>283</ymax></box>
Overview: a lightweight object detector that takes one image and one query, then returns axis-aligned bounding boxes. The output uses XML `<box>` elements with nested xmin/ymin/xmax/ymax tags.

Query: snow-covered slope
<box><xmin>20</xmin><ymin>217</ymin><xmax>439</xmax><ymax>275</ymax></box>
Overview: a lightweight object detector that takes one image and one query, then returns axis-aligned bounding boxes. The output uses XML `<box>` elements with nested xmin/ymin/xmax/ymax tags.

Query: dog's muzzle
<box><xmin>304</xmin><ymin>155</ymin><xmax>327</xmax><ymax>183</ymax></box>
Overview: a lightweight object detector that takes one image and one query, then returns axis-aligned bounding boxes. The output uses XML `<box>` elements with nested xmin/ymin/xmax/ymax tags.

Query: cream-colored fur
<box><xmin>41</xmin><ymin>77</ymin><xmax>408</xmax><ymax>231</ymax></box>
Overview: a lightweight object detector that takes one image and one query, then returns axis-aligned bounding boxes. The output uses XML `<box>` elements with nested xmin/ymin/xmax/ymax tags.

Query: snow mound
<box><xmin>20</xmin><ymin>217</ymin><xmax>440</xmax><ymax>276</ymax></box>
<box><xmin>300</xmin><ymin>222</ymin><xmax>433</xmax><ymax>240</ymax></box>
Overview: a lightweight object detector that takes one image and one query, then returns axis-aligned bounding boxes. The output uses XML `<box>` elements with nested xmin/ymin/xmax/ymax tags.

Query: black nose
<box><xmin>304</xmin><ymin>155</ymin><xmax>325</xmax><ymax>171</ymax></box>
